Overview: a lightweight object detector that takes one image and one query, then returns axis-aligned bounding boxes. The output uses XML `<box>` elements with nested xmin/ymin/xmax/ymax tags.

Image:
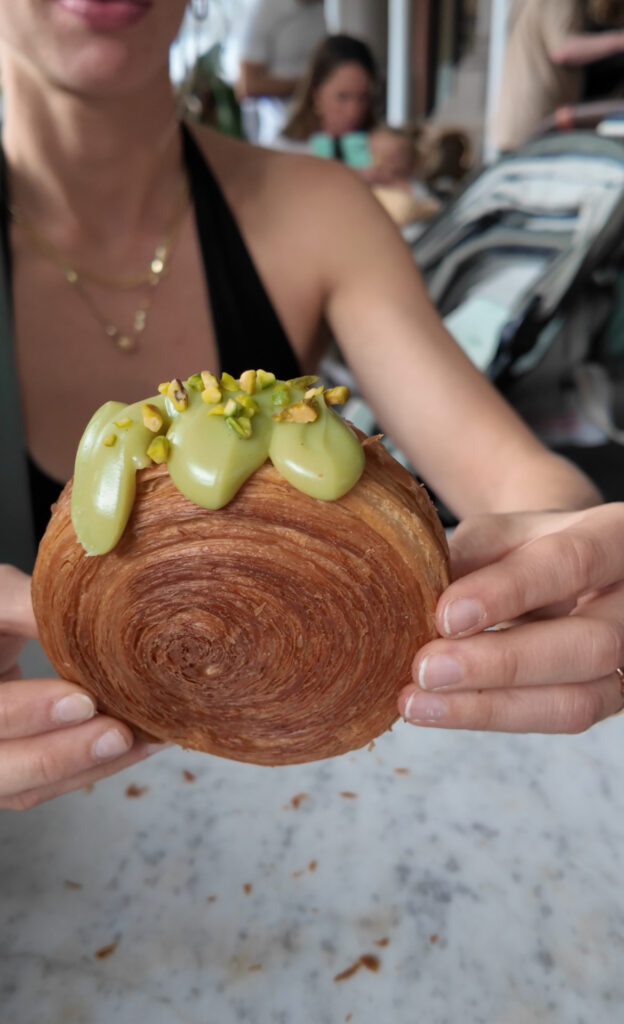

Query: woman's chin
<box><xmin>325</xmin><ymin>124</ymin><xmax>365</xmax><ymax>138</ymax></box>
<box><xmin>41</xmin><ymin>39</ymin><xmax>170</xmax><ymax>101</ymax></box>
<box><xmin>40</xmin><ymin>0</ymin><xmax>181</xmax><ymax>98</ymax></box>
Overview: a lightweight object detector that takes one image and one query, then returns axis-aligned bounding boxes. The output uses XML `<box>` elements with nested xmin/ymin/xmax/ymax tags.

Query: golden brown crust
<box><xmin>31</xmin><ymin>435</ymin><xmax>449</xmax><ymax>765</ymax></box>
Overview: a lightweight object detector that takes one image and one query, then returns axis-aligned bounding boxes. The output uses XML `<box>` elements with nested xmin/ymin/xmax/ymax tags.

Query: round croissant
<box><xmin>32</xmin><ymin>433</ymin><xmax>449</xmax><ymax>765</ymax></box>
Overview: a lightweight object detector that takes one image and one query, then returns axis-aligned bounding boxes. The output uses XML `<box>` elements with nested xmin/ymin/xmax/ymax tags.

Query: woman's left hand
<box><xmin>399</xmin><ymin>503</ymin><xmax>624</xmax><ymax>733</ymax></box>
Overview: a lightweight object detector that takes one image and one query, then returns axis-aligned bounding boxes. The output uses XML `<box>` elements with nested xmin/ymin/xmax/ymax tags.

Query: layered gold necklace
<box><xmin>10</xmin><ymin>176</ymin><xmax>189</xmax><ymax>353</ymax></box>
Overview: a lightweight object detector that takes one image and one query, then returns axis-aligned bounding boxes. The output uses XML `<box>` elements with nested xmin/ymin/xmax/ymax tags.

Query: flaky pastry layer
<box><xmin>32</xmin><ymin>434</ymin><xmax>450</xmax><ymax>765</ymax></box>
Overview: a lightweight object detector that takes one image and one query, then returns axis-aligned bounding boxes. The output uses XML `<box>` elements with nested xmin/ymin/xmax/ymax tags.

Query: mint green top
<box><xmin>71</xmin><ymin>372</ymin><xmax>365</xmax><ymax>555</ymax></box>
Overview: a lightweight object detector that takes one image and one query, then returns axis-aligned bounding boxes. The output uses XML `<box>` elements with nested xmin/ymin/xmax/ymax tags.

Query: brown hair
<box><xmin>283</xmin><ymin>34</ymin><xmax>378</xmax><ymax>141</ymax></box>
<box><xmin>586</xmin><ymin>0</ymin><xmax>624</xmax><ymax>25</ymax></box>
<box><xmin>417</xmin><ymin>124</ymin><xmax>474</xmax><ymax>184</ymax></box>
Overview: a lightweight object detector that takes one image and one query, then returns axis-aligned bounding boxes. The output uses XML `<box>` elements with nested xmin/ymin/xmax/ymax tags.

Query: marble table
<box><xmin>2</xmin><ymin>640</ymin><xmax>624</xmax><ymax>1024</ymax></box>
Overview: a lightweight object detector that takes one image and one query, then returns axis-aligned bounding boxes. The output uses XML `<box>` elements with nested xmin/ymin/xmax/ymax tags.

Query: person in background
<box><xmin>366</xmin><ymin>125</ymin><xmax>441</xmax><ymax>227</ymax></box>
<box><xmin>368</xmin><ymin>125</ymin><xmax>419</xmax><ymax>184</ymax></box>
<box><xmin>235</xmin><ymin>0</ymin><xmax>326</xmax><ymax>145</ymax></box>
<box><xmin>281</xmin><ymin>34</ymin><xmax>381</xmax><ymax>174</ymax></box>
<box><xmin>281</xmin><ymin>34</ymin><xmax>472</xmax><ymax>211</ymax></box>
<box><xmin>494</xmin><ymin>0</ymin><xmax>624</xmax><ymax>152</ymax></box>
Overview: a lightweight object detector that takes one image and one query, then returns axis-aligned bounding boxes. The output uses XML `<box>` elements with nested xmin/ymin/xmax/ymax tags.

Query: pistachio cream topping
<box><xmin>71</xmin><ymin>370</ymin><xmax>364</xmax><ymax>555</ymax></box>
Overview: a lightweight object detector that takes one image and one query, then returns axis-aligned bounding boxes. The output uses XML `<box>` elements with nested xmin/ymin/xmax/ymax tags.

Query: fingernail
<box><xmin>92</xmin><ymin>728</ymin><xmax>132</xmax><ymax>761</ymax></box>
<box><xmin>53</xmin><ymin>693</ymin><xmax>96</xmax><ymax>724</ymax></box>
<box><xmin>403</xmin><ymin>691</ymin><xmax>447</xmax><ymax>722</ymax></box>
<box><xmin>419</xmin><ymin>655</ymin><xmax>463</xmax><ymax>690</ymax></box>
<box><xmin>443</xmin><ymin>599</ymin><xmax>485</xmax><ymax>637</ymax></box>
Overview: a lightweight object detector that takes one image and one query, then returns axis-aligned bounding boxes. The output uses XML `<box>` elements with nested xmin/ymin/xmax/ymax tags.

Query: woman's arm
<box><xmin>550</xmin><ymin>29</ymin><xmax>624</xmax><ymax>67</ymax></box>
<box><xmin>307</xmin><ymin>161</ymin><xmax>600</xmax><ymax>516</ymax></box>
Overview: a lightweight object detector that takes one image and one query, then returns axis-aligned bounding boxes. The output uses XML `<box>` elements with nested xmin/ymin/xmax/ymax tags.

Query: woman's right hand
<box><xmin>1</xmin><ymin>565</ymin><xmax>167</xmax><ymax>811</ymax></box>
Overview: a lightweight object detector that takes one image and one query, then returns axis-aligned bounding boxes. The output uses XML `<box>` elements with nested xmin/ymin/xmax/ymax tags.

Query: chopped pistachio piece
<box><xmin>207</xmin><ymin>404</ymin><xmax>226</xmax><ymax>416</ymax></box>
<box><xmin>227</xmin><ymin>414</ymin><xmax>253</xmax><ymax>439</ymax></box>
<box><xmin>288</xmin><ymin>375</ymin><xmax>320</xmax><ymax>390</ymax></box>
<box><xmin>113</xmin><ymin>417</ymin><xmax>133</xmax><ymax>429</ymax></box>
<box><xmin>272</xmin><ymin>401</ymin><xmax>318</xmax><ymax>424</ymax></box>
<box><xmin>103</xmin><ymin>433</ymin><xmax>117</xmax><ymax>448</ymax></box>
<box><xmin>201</xmin><ymin>370</ymin><xmax>220</xmax><ymax>391</ymax></box>
<box><xmin>271</xmin><ymin>385</ymin><xmax>291</xmax><ymax>407</ymax></box>
<box><xmin>220</xmin><ymin>372</ymin><xmax>238</xmax><ymax>392</ymax></box>
<box><xmin>239</xmin><ymin>369</ymin><xmax>257</xmax><ymax>395</ymax></box>
<box><xmin>325</xmin><ymin>385</ymin><xmax>350</xmax><ymax>405</ymax></box>
<box><xmin>167</xmin><ymin>378</ymin><xmax>189</xmax><ymax>412</ymax></box>
<box><xmin>304</xmin><ymin>386</ymin><xmax>324</xmax><ymax>402</ymax></box>
<box><xmin>256</xmin><ymin>369</ymin><xmax>276</xmax><ymax>390</ymax></box>
<box><xmin>236</xmin><ymin>395</ymin><xmax>259</xmax><ymax>416</ymax></box>
<box><xmin>146</xmin><ymin>435</ymin><xmax>170</xmax><ymax>464</ymax></box>
<box><xmin>157</xmin><ymin>381</ymin><xmax>170</xmax><ymax>395</ymax></box>
<box><xmin>141</xmin><ymin>403</ymin><xmax>163</xmax><ymax>432</ymax></box>
<box><xmin>201</xmin><ymin>386</ymin><xmax>222</xmax><ymax>404</ymax></box>
<box><xmin>223</xmin><ymin>398</ymin><xmax>239</xmax><ymax>418</ymax></box>
<box><xmin>187</xmin><ymin>373</ymin><xmax>204</xmax><ymax>391</ymax></box>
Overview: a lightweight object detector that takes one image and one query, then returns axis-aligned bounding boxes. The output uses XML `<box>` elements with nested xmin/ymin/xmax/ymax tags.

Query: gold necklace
<box><xmin>65</xmin><ymin>267</ymin><xmax>155</xmax><ymax>352</ymax></box>
<box><xmin>10</xmin><ymin>177</ymin><xmax>189</xmax><ymax>353</ymax></box>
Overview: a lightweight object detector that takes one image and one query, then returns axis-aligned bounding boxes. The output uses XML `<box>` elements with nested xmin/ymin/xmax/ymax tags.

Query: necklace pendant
<box><xmin>116</xmin><ymin>334</ymin><xmax>136</xmax><ymax>352</ymax></box>
<box><xmin>134</xmin><ymin>309</ymin><xmax>147</xmax><ymax>332</ymax></box>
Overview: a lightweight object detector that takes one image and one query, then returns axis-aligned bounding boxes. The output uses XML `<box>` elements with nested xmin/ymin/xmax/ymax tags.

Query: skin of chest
<box><xmin>12</xmin><ymin>145</ymin><xmax>326</xmax><ymax>483</ymax></box>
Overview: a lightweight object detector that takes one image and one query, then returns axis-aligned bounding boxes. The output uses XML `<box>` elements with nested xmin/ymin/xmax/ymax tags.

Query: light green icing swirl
<box><xmin>71</xmin><ymin>373</ymin><xmax>365</xmax><ymax>556</ymax></box>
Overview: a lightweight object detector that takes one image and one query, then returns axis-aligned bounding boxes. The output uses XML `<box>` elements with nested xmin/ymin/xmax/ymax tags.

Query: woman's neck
<box><xmin>1</xmin><ymin>55</ymin><xmax>183</xmax><ymax>252</ymax></box>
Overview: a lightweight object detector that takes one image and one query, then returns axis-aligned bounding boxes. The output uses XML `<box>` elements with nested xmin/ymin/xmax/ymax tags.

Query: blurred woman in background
<box><xmin>280</xmin><ymin>33</ymin><xmax>378</xmax><ymax>167</ymax></box>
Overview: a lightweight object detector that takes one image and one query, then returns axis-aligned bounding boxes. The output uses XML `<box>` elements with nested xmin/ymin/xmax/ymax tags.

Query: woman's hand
<box><xmin>399</xmin><ymin>504</ymin><xmax>624</xmax><ymax>733</ymax></box>
<box><xmin>0</xmin><ymin>565</ymin><xmax>167</xmax><ymax>811</ymax></box>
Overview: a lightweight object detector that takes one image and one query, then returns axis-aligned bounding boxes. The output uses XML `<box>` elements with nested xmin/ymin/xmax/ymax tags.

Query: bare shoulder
<box><xmin>190</xmin><ymin>124</ymin><xmax>389</xmax><ymax>237</ymax></box>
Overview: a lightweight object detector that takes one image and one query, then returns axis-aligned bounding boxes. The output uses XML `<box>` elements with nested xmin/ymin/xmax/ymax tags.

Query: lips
<box><xmin>53</xmin><ymin>0</ymin><xmax>153</xmax><ymax>32</ymax></box>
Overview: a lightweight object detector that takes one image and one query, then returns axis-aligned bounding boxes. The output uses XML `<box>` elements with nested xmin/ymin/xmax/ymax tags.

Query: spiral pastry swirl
<box><xmin>32</xmin><ymin>434</ymin><xmax>449</xmax><ymax>765</ymax></box>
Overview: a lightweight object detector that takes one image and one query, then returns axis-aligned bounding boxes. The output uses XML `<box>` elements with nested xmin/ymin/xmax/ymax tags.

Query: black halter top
<box><xmin>0</xmin><ymin>124</ymin><xmax>301</xmax><ymax>568</ymax></box>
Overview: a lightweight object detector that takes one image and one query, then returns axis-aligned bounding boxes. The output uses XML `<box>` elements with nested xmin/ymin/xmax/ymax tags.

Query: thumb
<box><xmin>448</xmin><ymin>509</ymin><xmax>582</xmax><ymax>579</ymax></box>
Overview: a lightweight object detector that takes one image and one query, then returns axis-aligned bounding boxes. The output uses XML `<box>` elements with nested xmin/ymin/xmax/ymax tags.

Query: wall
<box><xmin>431</xmin><ymin>0</ymin><xmax>492</xmax><ymax>153</ymax></box>
<box><xmin>325</xmin><ymin>0</ymin><xmax>388</xmax><ymax>67</ymax></box>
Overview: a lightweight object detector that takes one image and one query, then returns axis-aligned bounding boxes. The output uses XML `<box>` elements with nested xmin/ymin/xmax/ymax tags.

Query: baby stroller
<box><xmin>323</xmin><ymin>131</ymin><xmax>624</xmax><ymax>508</ymax></box>
<box><xmin>410</xmin><ymin>131</ymin><xmax>624</xmax><ymax>500</ymax></box>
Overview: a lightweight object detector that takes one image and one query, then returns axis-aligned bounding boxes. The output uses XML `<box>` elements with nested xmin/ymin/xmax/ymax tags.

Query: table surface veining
<box><xmin>2</xmin><ymin>641</ymin><xmax>624</xmax><ymax>1024</ymax></box>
